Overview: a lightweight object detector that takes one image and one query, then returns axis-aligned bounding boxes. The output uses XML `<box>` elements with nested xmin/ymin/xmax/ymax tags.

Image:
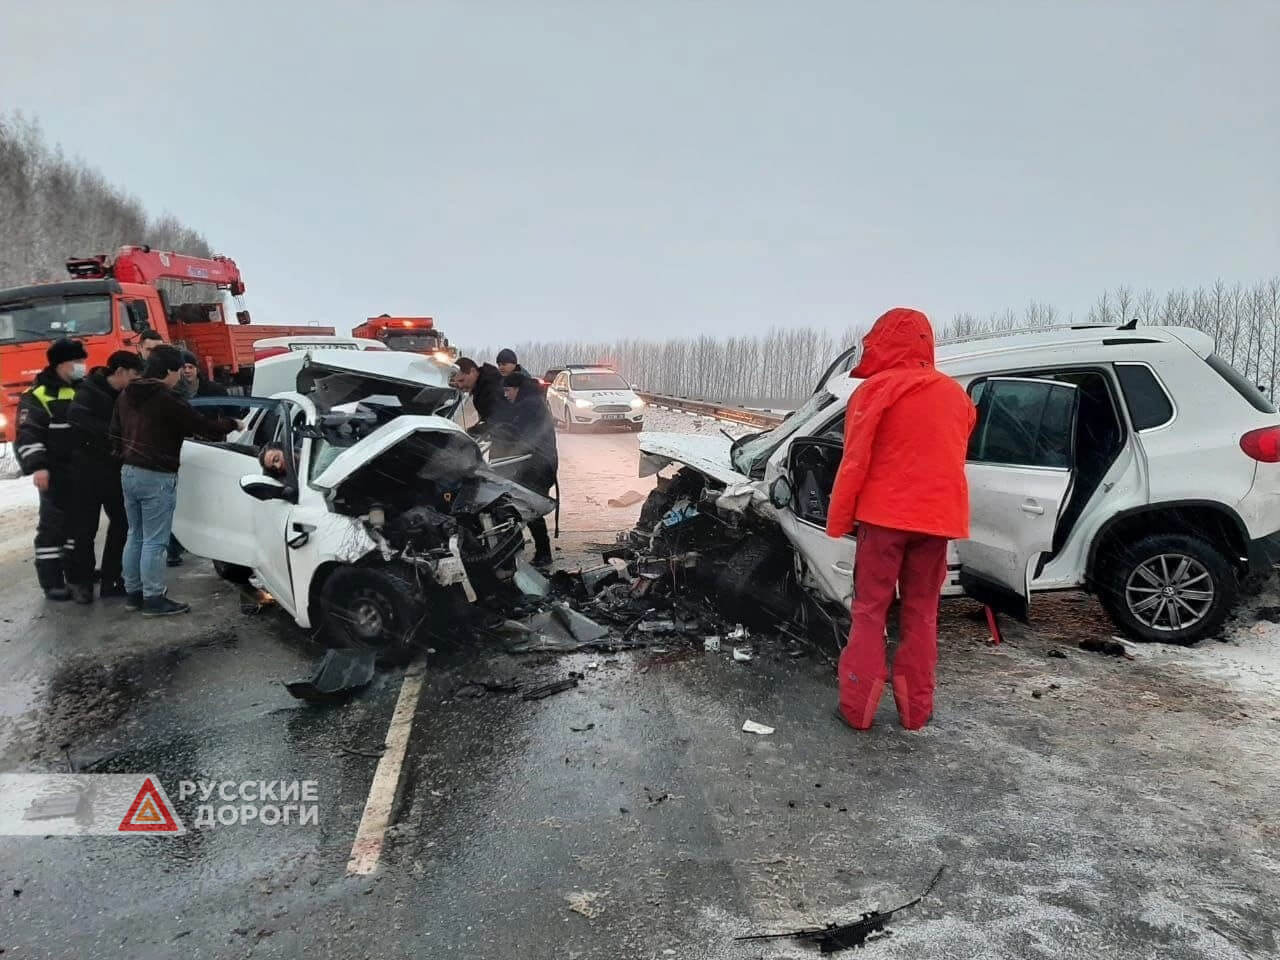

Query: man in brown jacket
<box><xmin>110</xmin><ymin>344</ymin><xmax>239</xmax><ymax>616</ymax></box>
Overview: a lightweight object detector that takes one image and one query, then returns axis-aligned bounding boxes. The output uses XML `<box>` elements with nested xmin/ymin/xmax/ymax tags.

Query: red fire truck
<box><xmin>0</xmin><ymin>246</ymin><xmax>334</xmax><ymax>440</ymax></box>
<box><xmin>351</xmin><ymin>315</ymin><xmax>455</xmax><ymax>361</ymax></box>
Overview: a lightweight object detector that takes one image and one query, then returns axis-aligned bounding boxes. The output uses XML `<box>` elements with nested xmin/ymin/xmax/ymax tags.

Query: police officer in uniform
<box><xmin>16</xmin><ymin>338</ymin><xmax>88</xmax><ymax>599</ymax></box>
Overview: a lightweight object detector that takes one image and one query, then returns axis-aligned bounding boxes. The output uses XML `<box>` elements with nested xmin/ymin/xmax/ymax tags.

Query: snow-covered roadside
<box><xmin>0</xmin><ymin>473</ymin><xmax>39</xmax><ymax>566</ymax></box>
<box><xmin>1126</xmin><ymin>595</ymin><xmax>1280</xmax><ymax>700</ymax></box>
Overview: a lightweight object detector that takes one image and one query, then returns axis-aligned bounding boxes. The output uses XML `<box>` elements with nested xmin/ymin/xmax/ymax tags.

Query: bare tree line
<box><xmin>0</xmin><ymin>112</ymin><xmax>212</xmax><ymax>288</ymax></box>
<box><xmin>469</xmin><ymin>280</ymin><xmax>1280</xmax><ymax>404</ymax></box>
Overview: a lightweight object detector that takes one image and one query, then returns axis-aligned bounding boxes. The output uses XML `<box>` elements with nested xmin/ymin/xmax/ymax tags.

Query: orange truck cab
<box><xmin>351</xmin><ymin>314</ymin><xmax>456</xmax><ymax>362</ymax></box>
<box><xmin>0</xmin><ymin>246</ymin><xmax>333</xmax><ymax>441</ymax></box>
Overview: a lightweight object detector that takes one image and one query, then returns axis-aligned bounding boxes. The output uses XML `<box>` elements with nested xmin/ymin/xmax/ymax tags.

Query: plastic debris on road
<box><xmin>732</xmin><ymin>647</ymin><xmax>753</xmax><ymax>663</ymax></box>
<box><xmin>607</xmin><ymin>490</ymin><xmax>646</xmax><ymax>508</ymax></box>
<box><xmin>742</xmin><ymin>720</ymin><xmax>775</xmax><ymax>735</ymax></box>
<box><xmin>513</xmin><ymin>560</ymin><xmax>551</xmax><ymax>598</ymax></box>
<box><xmin>704</xmin><ymin>636</ymin><xmax>721</xmax><ymax>652</ymax></box>
<box><xmin>284</xmin><ymin>649</ymin><xmax>377</xmax><ymax>704</ymax></box>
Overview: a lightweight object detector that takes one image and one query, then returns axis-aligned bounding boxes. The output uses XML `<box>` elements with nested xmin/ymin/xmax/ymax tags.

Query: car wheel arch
<box><xmin>1086</xmin><ymin>500</ymin><xmax>1250</xmax><ymax>582</ymax></box>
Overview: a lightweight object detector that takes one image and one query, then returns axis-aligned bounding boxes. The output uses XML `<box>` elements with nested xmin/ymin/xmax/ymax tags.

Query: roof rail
<box><xmin>936</xmin><ymin>320</ymin><xmax>1127</xmax><ymax>347</ymax></box>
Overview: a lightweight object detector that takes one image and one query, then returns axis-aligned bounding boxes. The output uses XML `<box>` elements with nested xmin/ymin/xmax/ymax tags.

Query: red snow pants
<box><xmin>837</xmin><ymin>523</ymin><xmax>949</xmax><ymax>730</ymax></box>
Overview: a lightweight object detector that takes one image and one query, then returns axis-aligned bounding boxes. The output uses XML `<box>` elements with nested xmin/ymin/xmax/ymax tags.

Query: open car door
<box><xmin>956</xmin><ymin>377</ymin><xmax>1079</xmax><ymax>621</ymax></box>
<box><xmin>173</xmin><ymin>397</ymin><xmax>303</xmax><ymax>611</ymax></box>
<box><xmin>772</xmin><ymin>436</ymin><xmax>855</xmax><ymax>607</ymax></box>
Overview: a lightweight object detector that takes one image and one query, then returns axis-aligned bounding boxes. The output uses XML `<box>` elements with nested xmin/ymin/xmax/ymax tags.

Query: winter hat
<box><xmin>496</xmin><ymin>348</ymin><xmax>518</xmax><ymax>365</ymax></box>
<box><xmin>47</xmin><ymin>338</ymin><xmax>88</xmax><ymax>366</ymax></box>
<box><xmin>106</xmin><ymin>350</ymin><xmax>144</xmax><ymax>373</ymax></box>
<box><xmin>180</xmin><ymin>350</ymin><xmax>199</xmax><ymax>366</ymax></box>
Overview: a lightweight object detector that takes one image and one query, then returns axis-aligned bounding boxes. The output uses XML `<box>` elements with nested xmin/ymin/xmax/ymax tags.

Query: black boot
<box><xmin>44</xmin><ymin>586</ymin><xmax>71</xmax><ymax>602</ymax></box>
<box><xmin>125</xmin><ymin>591</ymin><xmax>144</xmax><ymax>611</ymax></box>
<box><xmin>142</xmin><ymin>595</ymin><xmax>191</xmax><ymax>617</ymax></box>
<box><xmin>69</xmin><ymin>583</ymin><xmax>94</xmax><ymax>604</ymax></box>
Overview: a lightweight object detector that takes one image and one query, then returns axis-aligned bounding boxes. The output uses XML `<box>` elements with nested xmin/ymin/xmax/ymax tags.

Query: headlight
<box><xmin>574</xmin><ymin>398</ymin><xmax>593</xmax><ymax>409</ymax></box>
<box><xmin>432</xmin><ymin>351</ymin><xmax>451</xmax><ymax>363</ymax></box>
<box><xmin>629</xmin><ymin>398</ymin><xmax>645</xmax><ymax>409</ymax></box>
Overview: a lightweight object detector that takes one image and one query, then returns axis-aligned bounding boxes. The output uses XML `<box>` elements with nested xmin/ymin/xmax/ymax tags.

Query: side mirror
<box><xmin>768</xmin><ymin>475</ymin><xmax>793</xmax><ymax>510</ymax></box>
<box><xmin>630</xmin><ymin>384</ymin><xmax>640</xmax><ymax>391</ymax></box>
<box><xmin>240</xmin><ymin>475</ymin><xmax>292</xmax><ymax>501</ymax></box>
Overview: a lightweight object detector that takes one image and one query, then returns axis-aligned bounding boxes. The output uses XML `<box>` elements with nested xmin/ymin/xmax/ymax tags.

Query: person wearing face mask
<box><xmin>15</xmin><ymin>338</ymin><xmax>89</xmax><ymax>599</ymax></box>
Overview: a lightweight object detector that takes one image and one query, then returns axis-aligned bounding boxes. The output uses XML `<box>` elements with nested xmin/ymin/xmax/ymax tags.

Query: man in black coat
<box><xmin>451</xmin><ymin>357</ymin><xmax>506</xmax><ymax>437</ymax></box>
<box><xmin>491</xmin><ymin>371</ymin><xmax>559</xmax><ymax>567</ymax></box>
<box><xmin>65</xmin><ymin>351</ymin><xmax>144</xmax><ymax>602</ymax></box>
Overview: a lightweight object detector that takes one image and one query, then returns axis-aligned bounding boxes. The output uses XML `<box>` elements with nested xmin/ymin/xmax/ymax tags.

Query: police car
<box><xmin>545</xmin><ymin>365</ymin><xmax>646</xmax><ymax>432</ymax></box>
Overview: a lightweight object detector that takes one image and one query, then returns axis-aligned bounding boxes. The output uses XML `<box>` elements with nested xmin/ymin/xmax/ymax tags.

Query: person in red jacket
<box><xmin>826</xmin><ymin>308</ymin><xmax>976</xmax><ymax>730</ymax></box>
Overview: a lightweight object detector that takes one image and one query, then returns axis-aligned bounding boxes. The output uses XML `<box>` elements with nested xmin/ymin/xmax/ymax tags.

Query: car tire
<box><xmin>320</xmin><ymin>565</ymin><xmax>425</xmax><ymax>666</ymax></box>
<box><xmin>1098</xmin><ymin>533</ymin><xmax>1237</xmax><ymax>645</ymax></box>
<box><xmin>213</xmin><ymin>560</ymin><xmax>254</xmax><ymax>585</ymax></box>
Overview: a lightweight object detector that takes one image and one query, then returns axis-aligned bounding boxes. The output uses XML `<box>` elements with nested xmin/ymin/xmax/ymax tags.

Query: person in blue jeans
<box><xmin>110</xmin><ymin>345</ymin><xmax>238</xmax><ymax>616</ymax></box>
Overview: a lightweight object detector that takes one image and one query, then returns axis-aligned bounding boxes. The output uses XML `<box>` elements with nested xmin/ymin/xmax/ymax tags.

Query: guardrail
<box><xmin>637</xmin><ymin>392</ymin><xmax>786</xmax><ymax>429</ymax></box>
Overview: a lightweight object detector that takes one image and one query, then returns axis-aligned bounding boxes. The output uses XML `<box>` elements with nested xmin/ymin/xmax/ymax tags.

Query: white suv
<box><xmin>546</xmin><ymin>366</ymin><xmax>646</xmax><ymax>432</ymax></box>
<box><xmin>635</xmin><ymin>324</ymin><xmax>1280</xmax><ymax>645</ymax></box>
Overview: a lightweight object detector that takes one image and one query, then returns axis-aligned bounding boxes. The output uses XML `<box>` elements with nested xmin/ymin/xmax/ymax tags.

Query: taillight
<box><xmin>253</xmin><ymin>346</ymin><xmax>290</xmax><ymax>363</ymax></box>
<box><xmin>1240</xmin><ymin>426</ymin><xmax>1280</xmax><ymax>462</ymax></box>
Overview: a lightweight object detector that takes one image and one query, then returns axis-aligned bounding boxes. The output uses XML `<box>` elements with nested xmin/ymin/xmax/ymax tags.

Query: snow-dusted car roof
<box><xmin>821</xmin><ymin>324</ymin><xmax>1215</xmax><ymax>399</ymax></box>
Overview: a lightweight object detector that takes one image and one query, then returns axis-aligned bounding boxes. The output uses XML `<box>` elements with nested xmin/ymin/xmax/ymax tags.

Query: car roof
<box><xmin>821</xmin><ymin>324</ymin><xmax>1213</xmax><ymax>399</ymax></box>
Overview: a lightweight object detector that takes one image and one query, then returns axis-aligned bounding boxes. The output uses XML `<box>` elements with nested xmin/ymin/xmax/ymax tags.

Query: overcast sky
<box><xmin>2</xmin><ymin>1</ymin><xmax>1276</xmax><ymax>340</ymax></box>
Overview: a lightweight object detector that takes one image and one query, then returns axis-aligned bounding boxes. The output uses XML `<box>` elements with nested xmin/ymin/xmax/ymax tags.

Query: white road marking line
<box><xmin>346</xmin><ymin>662</ymin><xmax>426</xmax><ymax>876</ymax></box>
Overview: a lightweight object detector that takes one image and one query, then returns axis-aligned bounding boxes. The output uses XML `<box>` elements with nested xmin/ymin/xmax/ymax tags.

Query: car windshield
<box><xmin>571</xmin><ymin>372</ymin><xmax>629</xmax><ymax>391</ymax></box>
<box><xmin>730</xmin><ymin>390</ymin><xmax>837</xmax><ymax>477</ymax></box>
<box><xmin>382</xmin><ymin>333</ymin><xmax>444</xmax><ymax>352</ymax></box>
<box><xmin>0</xmin><ymin>296</ymin><xmax>113</xmax><ymax>344</ymax></box>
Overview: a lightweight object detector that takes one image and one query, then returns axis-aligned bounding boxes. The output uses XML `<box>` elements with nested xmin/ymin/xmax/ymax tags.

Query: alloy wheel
<box><xmin>1124</xmin><ymin>553</ymin><xmax>1215</xmax><ymax>633</ymax></box>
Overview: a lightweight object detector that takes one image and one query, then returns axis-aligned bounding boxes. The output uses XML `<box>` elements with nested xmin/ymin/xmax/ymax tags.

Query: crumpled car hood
<box><xmin>311</xmin><ymin>415</ymin><xmax>555</xmax><ymax>521</ymax></box>
<box><xmin>637</xmin><ymin>432</ymin><xmax>753</xmax><ymax>488</ymax></box>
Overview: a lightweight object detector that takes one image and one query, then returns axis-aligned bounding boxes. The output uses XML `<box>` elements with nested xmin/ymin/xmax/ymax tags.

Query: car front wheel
<box><xmin>320</xmin><ymin>565</ymin><xmax>425</xmax><ymax>665</ymax></box>
<box><xmin>1098</xmin><ymin>533</ymin><xmax>1237</xmax><ymax>645</ymax></box>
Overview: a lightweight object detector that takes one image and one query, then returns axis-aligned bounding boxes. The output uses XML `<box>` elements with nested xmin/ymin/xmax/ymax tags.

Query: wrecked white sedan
<box><xmin>173</xmin><ymin>350</ymin><xmax>554</xmax><ymax>659</ymax></box>
<box><xmin>636</xmin><ymin>324</ymin><xmax>1280</xmax><ymax>645</ymax></box>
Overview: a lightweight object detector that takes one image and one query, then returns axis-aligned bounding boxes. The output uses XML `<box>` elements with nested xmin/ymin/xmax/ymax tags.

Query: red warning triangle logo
<box><xmin>117</xmin><ymin>777</ymin><xmax>183</xmax><ymax>833</ymax></box>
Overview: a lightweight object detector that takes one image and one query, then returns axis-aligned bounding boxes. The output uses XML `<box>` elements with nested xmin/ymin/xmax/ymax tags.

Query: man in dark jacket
<box><xmin>176</xmin><ymin>350</ymin><xmax>230</xmax><ymax>400</ymax></box>
<box><xmin>65</xmin><ymin>351</ymin><xmax>145</xmax><ymax>603</ymax></box>
<box><xmin>16</xmin><ymin>338</ymin><xmax>88</xmax><ymax>599</ymax></box>
<box><xmin>451</xmin><ymin>357</ymin><xmax>506</xmax><ymax>437</ymax></box>
<box><xmin>111</xmin><ymin>345</ymin><xmax>239</xmax><ymax>616</ymax></box>
<box><xmin>492</xmin><ymin>371</ymin><xmax>559</xmax><ymax>567</ymax></box>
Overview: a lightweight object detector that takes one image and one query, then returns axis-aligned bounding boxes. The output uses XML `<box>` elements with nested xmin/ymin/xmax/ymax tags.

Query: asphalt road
<box><xmin>1</xmin><ymin>423</ymin><xmax>1278</xmax><ymax>959</ymax></box>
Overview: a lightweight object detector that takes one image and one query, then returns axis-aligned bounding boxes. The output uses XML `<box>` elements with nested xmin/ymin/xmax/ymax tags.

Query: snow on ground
<box><xmin>553</xmin><ymin>405</ymin><xmax>753</xmax><ymax>535</ymax></box>
<box><xmin>0</xmin><ymin>472</ymin><xmax>39</xmax><ymax>566</ymax></box>
<box><xmin>1129</xmin><ymin>595</ymin><xmax>1280</xmax><ymax>699</ymax></box>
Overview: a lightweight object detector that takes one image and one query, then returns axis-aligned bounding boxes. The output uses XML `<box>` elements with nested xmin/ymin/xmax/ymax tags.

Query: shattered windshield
<box><xmin>729</xmin><ymin>390</ymin><xmax>837</xmax><ymax>478</ymax></box>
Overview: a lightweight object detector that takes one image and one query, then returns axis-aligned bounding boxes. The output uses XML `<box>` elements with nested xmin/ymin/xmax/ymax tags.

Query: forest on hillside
<box><xmin>0</xmin><ymin>112</ymin><xmax>211</xmax><ymax>288</ymax></box>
